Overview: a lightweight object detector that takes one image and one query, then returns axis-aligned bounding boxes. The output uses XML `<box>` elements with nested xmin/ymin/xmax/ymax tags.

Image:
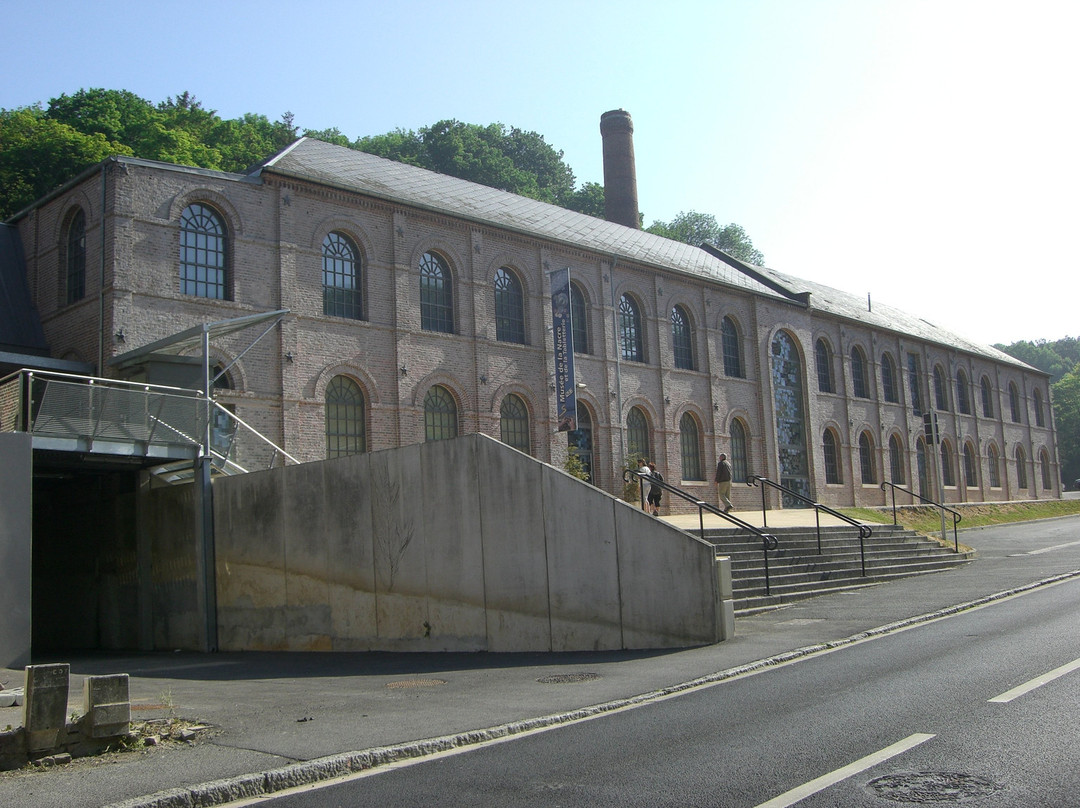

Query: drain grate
<box><xmin>537</xmin><ymin>672</ymin><xmax>601</xmax><ymax>684</ymax></box>
<box><xmin>867</xmin><ymin>771</ymin><xmax>1001</xmax><ymax>803</ymax></box>
<box><xmin>385</xmin><ymin>678</ymin><xmax>447</xmax><ymax>689</ymax></box>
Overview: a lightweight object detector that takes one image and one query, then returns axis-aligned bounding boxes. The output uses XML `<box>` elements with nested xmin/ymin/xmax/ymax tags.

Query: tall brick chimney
<box><xmin>600</xmin><ymin>109</ymin><xmax>639</xmax><ymax>229</ymax></box>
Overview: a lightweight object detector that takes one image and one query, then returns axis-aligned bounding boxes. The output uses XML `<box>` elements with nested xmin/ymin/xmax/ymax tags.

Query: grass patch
<box><xmin>840</xmin><ymin>499</ymin><xmax>1080</xmax><ymax>536</ymax></box>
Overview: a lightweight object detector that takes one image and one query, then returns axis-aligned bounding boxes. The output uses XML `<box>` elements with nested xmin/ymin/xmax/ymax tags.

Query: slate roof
<box><xmin>257</xmin><ymin>138</ymin><xmax>786</xmax><ymax>301</ymax></box>
<box><xmin>260</xmin><ymin>138</ymin><xmax>1032</xmax><ymax>372</ymax></box>
<box><xmin>745</xmin><ymin>262</ymin><xmax>1032</xmax><ymax>370</ymax></box>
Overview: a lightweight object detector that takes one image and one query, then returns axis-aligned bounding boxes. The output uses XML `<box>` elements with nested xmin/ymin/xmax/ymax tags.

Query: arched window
<box><xmin>494</xmin><ymin>267</ymin><xmax>525</xmax><ymax>344</ymax></box>
<box><xmin>850</xmin><ymin>347</ymin><xmax>869</xmax><ymax>399</ymax></box>
<box><xmin>964</xmin><ymin>442</ymin><xmax>978</xmax><ymax>489</ymax></box>
<box><xmin>933</xmin><ymin>366</ymin><xmax>948</xmax><ymax>411</ymax></box>
<box><xmin>619</xmin><ymin>294</ymin><xmax>644</xmax><ymax>362</ymax></box>
<box><xmin>987</xmin><ymin>443</ymin><xmax>1001</xmax><ymax>488</ymax></box>
<box><xmin>499</xmin><ymin>394</ymin><xmax>530</xmax><ymax>453</ymax></box>
<box><xmin>940</xmin><ymin>441</ymin><xmax>955</xmax><ymax>487</ymax></box>
<box><xmin>322</xmin><ymin>232</ymin><xmax>363</xmax><ymax>319</ymax></box>
<box><xmin>823</xmin><ymin>428</ymin><xmax>842</xmax><ymax>484</ymax></box>
<box><xmin>66</xmin><ymin>208</ymin><xmax>86</xmax><ymax>304</ymax></box>
<box><xmin>1040</xmin><ymin>448</ymin><xmax>1052</xmax><ymax>490</ymax></box>
<box><xmin>679</xmin><ymin>412</ymin><xmax>703</xmax><ymax>480</ymax></box>
<box><xmin>816</xmin><ymin>339</ymin><xmax>835</xmax><ymax>394</ymax></box>
<box><xmin>881</xmin><ymin>353</ymin><xmax>898</xmax><ymax>403</ymax></box>
<box><xmin>671</xmin><ymin>306</ymin><xmax>694</xmax><ymax>370</ymax></box>
<box><xmin>1008</xmin><ymin>382</ymin><xmax>1021</xmax><ymax>423</ymax></box>
<box><xmin>859</xmin><ymin>431</ymin><xmax>876</xmax><ymax>485</ymax></box>
<box><xmin>626</xmin><ymin>406</ymin><xmax>649</xmax><ymax>458</ymax></box>
<box><xmin>569</xmin><ymin>402</ymin><xmax>593</xmax><ymax>482</ymax></box>
<box><xmin>325</xmin><ymin>376</ymin><xmax>366</xmax><ymax>457</ymax></box>
<box><xmin>908</xmin><ymin>353</ymin><xmax>924</xmax><ymax>415</ymax></box>
<box><xmin>722</xmin><ymin>317</ymin><xmax>744</xmax><ymax>378</ymax></box>
<box><xmin>889</xmin><ymin>434</ymin><xmax>905</xmax><ymax>484</ymax></box>
<box><xmin>1033</xmin><ymin>388</ymin><xmax>1045</xmax><ymax>427</ymax></box>
<box><xmin>420</xmin><ymin>252</ymin><xmax>454</xmax><ymax>333</ymax></box>
<box><xmin>730</xmin><ymin>419</ymin><xmax>749</xmax><ymax>483</ymax></box>
<box><xmin>1015</xmin><ymin>445</ymin><xmax>1028</xmax><ymax>489</ymax></box>
<box><xmin>956</xmin><ymin>369</ymin><xmax>971</xmax><ymax>415</ymax></box>
<box><xmin>180</xmin><ymin>203</ymin><xmax>228</xmax><ymax>299</ymax></box>
<box><xmin>570</xmin><ymin>282</ymin><xmax>589</xmax><ymax>354</ymax></box>
<box><xmin>424</xmin><ymin>385</ymin><xmax>457</xmax><ymax>441</ymax></box>
<box><xmin>980</xmin><ymin>376</ymin><xmax>994</xmax><ymax>418</ymax></box>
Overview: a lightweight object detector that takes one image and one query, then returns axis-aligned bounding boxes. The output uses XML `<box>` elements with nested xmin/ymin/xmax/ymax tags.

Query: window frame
<box><xmin>678</xmin><ymin>412</ymin><xmax>703</xmax><ymax>480</ymax></box>
<box><xmin>322</xmin><ymin>231</ymin><xmax>363</xmax><ymax>320</ymax></box>
<box><xmin>889</xmin><ymin>434</ymin><xmax>905</xmax><ymax>484</ymax></box>
<box><xmin>325</xmin><ymin>375</ymin><xmax>366</xmax><ymax>458</ymax></box>
<box><xmin>671</xmin><ymin>305</ymin><xmax>694</xmax><ymax>371</ymax></box>
<box><xmin>721</xmin><ymin>316</ymin><xmax>744</xmax><ymax>378</ymax></box>
<box><xmin>420</xmin><ymin>251</ymin><xmax>454</xmax><ymax>333</ymax></box>
<box><xmin>626</xmin><ymin>406</ymin><xmax>650</xmax><ymax>458</ymax></box>
<box><xmin>859</xmin><ymin>431</ymin><xmax>876</xmax><ymax>485</ymax></box>
<box><xmin>851</xmin><ymin>346</ymin><xmax>869</xmax><ymax>399</ymax></box>
<box><xmin>816</xmin><ymin>339</ymin><xmax>835</xmax><ymax>394</ymax></box>
<box><xmin>494</xmin><ymin>266</ymin><xmax>526</xmax><ymax>344</ymax></box>
<box><xmin>823</xmin><ymin>428</ymin><xmax>842</xmax><ymax>485</ymax></box>
<box><xmin>619</xmin><ymin>294</ymin><xmax>644</xmax><ymax>363</ymax></box>
<box><xmin>65</xmin><ymin>208</ymin><xmax>86</xmax><ymax>304</ymax></box>
<box><xmin>570</xmin><ymin>282</ymin><xmax>589</xmax><ymax>355</ymax></box>
<box><xmin>730</xmin><ymin>418</ymin><xmax>749</xmax><ymax>484</ymax></box>
<box><xmin>180</xmin><ymin>203</ymin><xmax>229</xmax><ymax>300</ymax></box>
<box><xmin>424</xmin><ymin>384</ymin><xmax>458</xmax><ymax>441</ymax></box>
<box><xmin>499</xmin><ymin>393</ymin><xmax>531</xmax><ymax>453</ymax></box>
<box><xmin>881</xmin><ymin>352</ymin><xmax>898</xmax><ymax>403</ymax></box>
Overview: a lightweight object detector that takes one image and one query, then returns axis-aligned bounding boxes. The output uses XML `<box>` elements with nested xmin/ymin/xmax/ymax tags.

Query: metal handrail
<box><xmin>748</xmin><ymin>475</ymin><xmax>874</xmax><ymax>577</ymax></box>
<box><xmin>880</xmin><ymin>481</ymin><xmax>962</xmax><ymax>552</ymax></box>
<box><xmin>623</xmin><ymin>469</ymin><xmax>780</xmax><ymax>594</ymax></box>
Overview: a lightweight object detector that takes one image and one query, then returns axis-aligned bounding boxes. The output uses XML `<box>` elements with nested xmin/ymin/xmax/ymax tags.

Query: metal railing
<box><xmin>623</xmin><ymin>469</ymin><xmax>781</xmax><ymax>594</ymax></box>
<box><xmin>748</xmin><ymin>475</ymin><xmax>874</xmax><ymax>577</ymax></box>
<box><xmin>880</xmin><ymin>481</ymin><xmax>962</xmax><ymax>552</ymax></box>
<box><xmin>1</xmin><ymin>368</ymin><xmax>204</xmax><ymax>456</ymax></box>
<box><xmin>1</xmin><ymin>368</ymin><xmax>298</xmax><ymax>479</ymax></box>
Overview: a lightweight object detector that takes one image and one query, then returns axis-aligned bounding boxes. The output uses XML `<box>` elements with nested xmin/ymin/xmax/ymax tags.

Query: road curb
<box><xmin>106</xmin><ymin>569</ymin><xmax>1080</xmax><ymax>808</ymax></box>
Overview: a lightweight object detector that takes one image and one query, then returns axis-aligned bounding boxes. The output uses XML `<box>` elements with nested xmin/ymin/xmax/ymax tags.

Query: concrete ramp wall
<box><xmin>212</xmin><ymin>434</ymin><xmax>724</xmax><ymax>652</ymax></box>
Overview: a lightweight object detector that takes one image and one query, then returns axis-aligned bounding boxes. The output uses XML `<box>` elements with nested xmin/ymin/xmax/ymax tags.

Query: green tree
<box><xmin>646</xmin><ymin>212</ymin><xmax>765</xmax><ymax>264</ymax></box>
<box><xmin>1052</xmin><ymin>365</ymin><xmax>1080</xmax><ymax>486</ymax></box>
<box><xmin>564</xmin><ymin>181</ymin><xmax>606</xmax><ymax>218</ymax></box>
<box><xmin>0</xmin><ymin>106</ymin><xmax>131</xmax><ymax>218</ymax></box>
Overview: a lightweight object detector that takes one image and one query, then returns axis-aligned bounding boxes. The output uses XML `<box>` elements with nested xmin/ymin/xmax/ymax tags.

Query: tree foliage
<box><xmin>996</xmin><ymin>336</ymin><xmax>1080</xmax><ymax>487</ymax></box>
<box><xmin>646</xmin><ymin>211</ymin><xmax>765</xmax><ymax>265</ymax></box>
<box><xmin>994</xmin><ymin>337</ymin><xmax>1080</xmax><ymax>385</ymax></box>
<box><xmin>1052</xmin><ymin>366</ymin><xmax>1080</xmax><ymax>485</ymax></box>
<box><xmin>1</xmin><ymin>89</ymin><xmax>296</xmax><ymax>218</ymax></box>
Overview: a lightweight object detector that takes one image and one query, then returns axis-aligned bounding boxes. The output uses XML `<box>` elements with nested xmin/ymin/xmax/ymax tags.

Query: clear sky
<box><xmin>4</xmin><ymin>0</ymin><xmax>1075</xmax><ymax>346</ymax></box>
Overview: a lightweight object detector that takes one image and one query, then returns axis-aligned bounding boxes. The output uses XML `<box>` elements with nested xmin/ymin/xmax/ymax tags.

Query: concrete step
<box><xmin>704</xmin><ymin>522</ymin><xmax>973</xmax><ymax>613</ymax></box>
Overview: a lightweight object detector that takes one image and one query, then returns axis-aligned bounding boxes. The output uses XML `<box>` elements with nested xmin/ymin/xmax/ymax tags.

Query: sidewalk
<box><xmin>3</xmin><ymin>514</ymin><xmax>1080</xmax><ymax>808</ymax></box>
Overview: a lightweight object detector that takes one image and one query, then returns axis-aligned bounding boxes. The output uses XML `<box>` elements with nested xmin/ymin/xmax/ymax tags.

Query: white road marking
<box><xmin>989</xmin><ymin>657</ymin><xmax>1080</xmax><ymax>703</ymax></box>
<box><xmin>752</xmin><ymin>733</ymin><xmax>936</xmax><ymax>808</ymax></box>
<box><xmin>1025</xmin><ymin>539</ymin><xmax>1080</xmax><ymax>555</ymax></box>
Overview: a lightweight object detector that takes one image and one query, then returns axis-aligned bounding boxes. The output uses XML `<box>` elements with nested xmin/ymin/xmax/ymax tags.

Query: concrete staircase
<box><xmin>706</xmin><ymin>524</ymin><xmax>974</xmax><ymax>614</ymax></box>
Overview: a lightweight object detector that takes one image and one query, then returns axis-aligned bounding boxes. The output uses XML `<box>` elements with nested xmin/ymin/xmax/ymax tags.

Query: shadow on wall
<box><xmin>202</xmin><ymin>434</ymin><xmax>725</xmax><ymax>653</ymax></box>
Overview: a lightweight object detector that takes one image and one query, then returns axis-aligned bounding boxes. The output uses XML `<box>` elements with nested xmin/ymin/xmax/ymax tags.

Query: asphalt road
<box><xmin>256</xmin><ymin>575</ymin><xmax>1080</xmax><ymax>807</ymax></box>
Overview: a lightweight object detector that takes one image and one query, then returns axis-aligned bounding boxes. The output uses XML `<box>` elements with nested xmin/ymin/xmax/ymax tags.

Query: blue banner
<box><xmin>550</xmin><ymin>267</ymin><xmax>577</xmax><ymax>432</ymax></box>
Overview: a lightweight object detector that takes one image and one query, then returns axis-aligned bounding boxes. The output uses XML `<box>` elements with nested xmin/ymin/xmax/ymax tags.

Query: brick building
<box><xmin>3</xmin><ymin>111</ymin><xmax>1061</xmax><ymax>509</ymax></box>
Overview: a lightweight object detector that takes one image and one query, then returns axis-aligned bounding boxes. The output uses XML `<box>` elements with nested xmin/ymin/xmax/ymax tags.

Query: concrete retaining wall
<box><xmin>0</xmin><ymin>433</ymin><xmax>32</xmax><ymax>668</ymax></box>
<box><xmin>212</xmin><ymin>434</ymin><xmax>723</xmax><ymax>652</ymax></box>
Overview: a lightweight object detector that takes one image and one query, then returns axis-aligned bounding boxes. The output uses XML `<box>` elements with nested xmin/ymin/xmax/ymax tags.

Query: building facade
<box><xmin>6</xmin><ymin>119</ymin><xmax>1061</xmax><ymax>509</ymax></box>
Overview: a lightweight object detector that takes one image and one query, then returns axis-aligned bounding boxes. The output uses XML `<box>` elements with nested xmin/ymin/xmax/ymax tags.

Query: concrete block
<box><xmin>82</xmin><ymin>674</ymin><xmax>131</xmax><ymax>738</ymax></box>
<box><xmin>23</xmin><ymin>664</ymin><xmax>69</xmax><ymax>753</ymax></box>
<box><xmin>716</xmin><ymin>556</ymin><xmax>734</xmax><ymax>601</ymax></box>
<box><xmin>719</xmin><ymin>600</ymin><xmax>736</xmax><ymax>641</ymax></box>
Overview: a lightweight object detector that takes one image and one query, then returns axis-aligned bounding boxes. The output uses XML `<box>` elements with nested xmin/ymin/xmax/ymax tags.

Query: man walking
<box><xmin>715</xmin><ymin>452</ymin><xmax>733</xmax><ymax>513</ymax></box>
